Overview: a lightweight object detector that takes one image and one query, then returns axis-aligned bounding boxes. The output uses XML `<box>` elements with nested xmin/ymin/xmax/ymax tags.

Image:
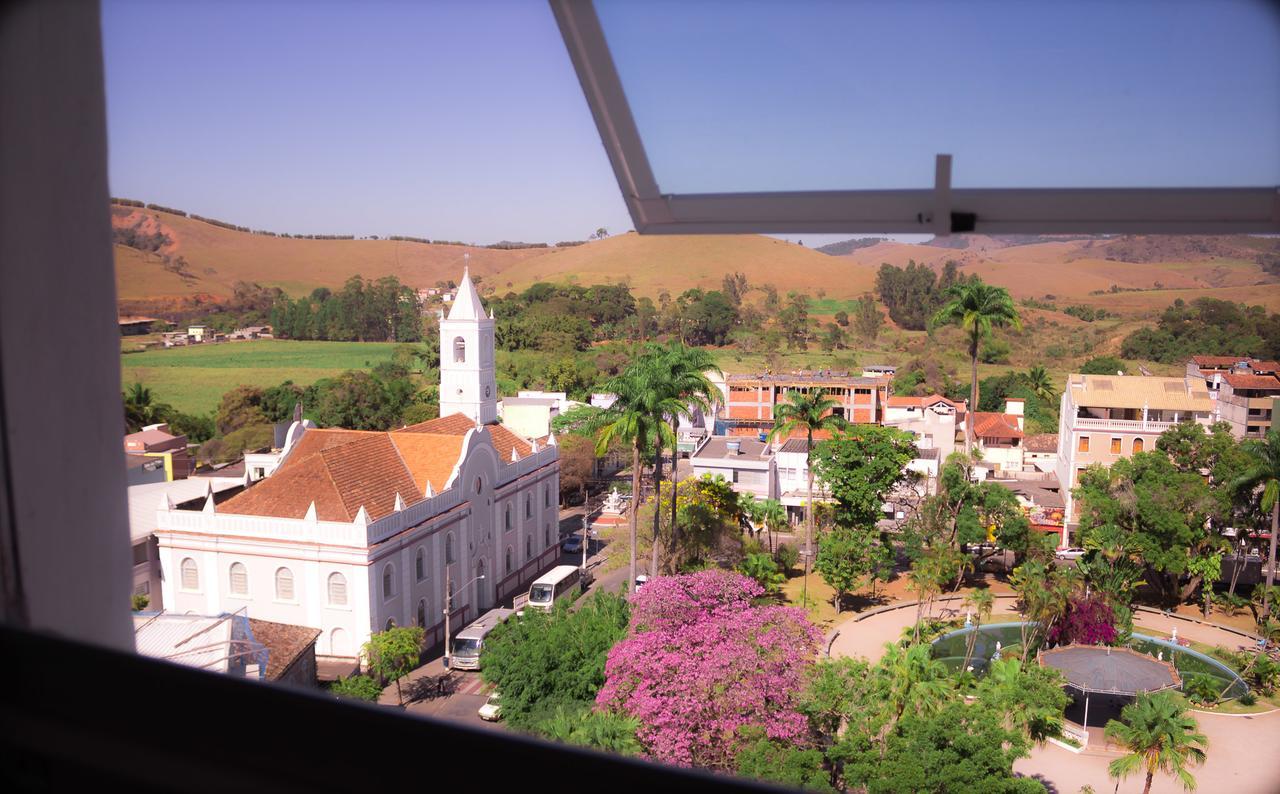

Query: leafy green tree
<box><xmin>331</xmin><ymin>674</ymin><xmax>383</xmax><ymax>702</ymax></box>
<box><xmin>1010</xmin><ymin>559</ymin><xmax>1075</xmax><ymax>663</ymax></box>
<box><xmin>816</xmin><ymin>525</ymin><xmax>892</xmax><ymax>610</ymax></box>
<box><xmin>810</xmin><ymin>425</ymin><xmax>918</xmax><ymax>529</ymax></box>
<box><xmin>779</xmin><ymin>291</ymin><xmax>811</xmax><ymax>350</ymax></box>
<box><xmin>131</xmin><ymin>593</ymin><xmax>150</xmax><ymax>611</ymax></box>
<box><xmin>1075</xmin><ymin>451</ymin><xmax>1217</xmax><ymax>606</ymax></box>
<box><xmin>740</xmin><ymin>552</ymin><xmax>786</xmax><ymax>594</ymax></box>
<box><xmin>834</xmin><ymin>309</ymin><xmax>850</xmax><ymax>327</ymax></box>
<box><xmin>1079</xmin><ymin>355</ymin><xmax>1128</xmax><ymax>375</ymax></box>
<box><xmin>853</xmin><ymin>294</ymin><xmax>883</xmax><ymax>340</ymax></box>
<box><xmin>769</xmin><ymin>390</ymin><xmax>848</xmax><ymax>600</ymax></box>
<box><xmin>311</xmin><ymin>370</ymin><xmax>413</xmax><ymax>431</ymax></box>
<box><xmin>929</xmin><ymin>279</ymin><xmax>1022</xmax><ymax>451</ymax></box>
<box><xmin>735</xmin><ymin>729</ymin><xmax>834</xmax><ymax>792</ymax></box>
<box><xmin>776</xmin><ymin>542</ymin><xmax>800</xmax><ymax>575</ymax></box>
<box><xmin>215</xmin><ymin>385</ymin><xmax>268</xmax><ymax>436</ymax></box>
<box><xmin>362</xmin><ymin>625</ymin><xmax>425</xmax><ymax>705</ymax></box>
<box><xmin>165</xmin><ymin>411</ymin><xmax>215</xmax><ymax>443</ymax></box>
<box><xmin>481</xmin><ymin>592</ymin><xmax>629</xmax><ymax>731</ymax></box>
<box><xmin>1234</xmin><ymin>429</ymin><xmax>1280</xmax><ymax>619</ymax></box>
<box><xmin>973</xmin><ymin>658</ymin><xmax>1069</xmax><ymax>743</ymax></box>
<box><xmin>1105</xmin><ymin>692</ymin><xmax>1208</xmax><ymax>794</ymax></box>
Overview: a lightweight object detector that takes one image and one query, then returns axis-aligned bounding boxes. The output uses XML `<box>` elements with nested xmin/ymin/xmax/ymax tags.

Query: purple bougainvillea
<box><xmin>597</xmin><ymin>569</ymin><xmax>822</xmax><ymax>770</ymax></box>
<box><xmin>1046</xmin><ymin>595</ymin><xmax>1118</xmax><ymax>647</ymax></box>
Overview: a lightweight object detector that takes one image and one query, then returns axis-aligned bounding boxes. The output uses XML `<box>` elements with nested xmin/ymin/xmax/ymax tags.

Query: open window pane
<box><xmin>595</xmin><ymin>0</ymin><xmax>1280</xmax><ymax>194</ymax></box>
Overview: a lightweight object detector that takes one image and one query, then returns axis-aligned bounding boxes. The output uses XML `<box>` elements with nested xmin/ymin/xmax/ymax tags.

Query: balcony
<box><xmin>1069</xmin><ymin>416</ymin><xmax>1177</xmax><ymax>432</ymax></box>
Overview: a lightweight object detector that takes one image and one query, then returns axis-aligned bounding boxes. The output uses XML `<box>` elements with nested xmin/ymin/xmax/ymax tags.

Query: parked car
<box><xmin>561</xmin><ymin>535</ymin><xmax>583</xmax><ymax>554</ymax></box>
<box><xmin>478</xmin><ymin>693</ymin><xmax>502</xmax><ymax>722</ymax></box>
<box><xmin>634</xmin><ymin>574</ymin><xmax>649</xmax><ymax>593</ymax></box>
<box><xmin>1055</xmin><ymin>547</ymin><xmax>1087</xmax><ymax>560</ymax></box>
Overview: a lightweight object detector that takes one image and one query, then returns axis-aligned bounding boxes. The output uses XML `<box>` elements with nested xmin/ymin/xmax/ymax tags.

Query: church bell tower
<box><xmin>439</xmin><ymin>263</ymin><xmax>498</xmax><ymax>424</ymax></box>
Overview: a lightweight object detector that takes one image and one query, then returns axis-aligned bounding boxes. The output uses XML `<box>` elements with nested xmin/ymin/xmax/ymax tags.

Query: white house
<box><xmin>690</xmin><ymin>436</ymin><xmax>777</xmax><ymax>500</ymax></box>
<box><xmin>154</xmin><ymin>269</ymin><xmax>560</xmax><ymax>666</ymax></box>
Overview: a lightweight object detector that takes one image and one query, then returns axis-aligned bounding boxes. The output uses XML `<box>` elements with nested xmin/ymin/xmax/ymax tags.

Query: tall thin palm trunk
<box><xmin>804</xmin><ymin>428</ymin><xmax>814</xmax><ymax>603</ymax></box>
<box><xmin>967</xmin><ymin>332</ymin><xmax>979</xmax><ymax>453</ymax></box>
<box><xmin>629</xmin><ymin>444</ymin><xmax>641</xmax><ymax>592</ymax></box>
<box><xmin>651</xmin><ymin>437</ymin><xmax>664</xmax><ymax>578</ymax></box>
<box><xmin>669</xmin><ymin>417</ymin><xmax>680</xmax><ymax>568</ymax></box>
<box><xmin>1266</xmin><ymin>501</ymin><xmax>1279</xmax><ymax>619</ymax></box>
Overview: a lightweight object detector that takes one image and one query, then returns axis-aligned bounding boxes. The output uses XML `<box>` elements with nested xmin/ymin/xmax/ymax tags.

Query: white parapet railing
<box><xmin>1070</xmin><ymin>417</ymin><xmax>1177</xmax><ymax>432</ymax></box>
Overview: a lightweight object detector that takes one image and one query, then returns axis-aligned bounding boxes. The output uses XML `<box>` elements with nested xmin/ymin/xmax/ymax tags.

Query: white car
<box><xmin>478</xmin><ymin>693</ymin><xmax>502</xmax><ymax>722</ymax></box>
<box><xmin>1055</xmin><ymin>547</ymin><xmax>1087</xmax><ymax>560</ymax></box>
<box><xmin>634</xmin><ymin>574</ymin><xmax>649</xmax><ymax>593</ymax></box>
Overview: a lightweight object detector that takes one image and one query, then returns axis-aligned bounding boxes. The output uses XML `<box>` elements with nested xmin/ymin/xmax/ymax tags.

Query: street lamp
<box><xmin>442</xmin><ymin>569</ymin><xmax>485</xmax><ymax>668</ymax></box>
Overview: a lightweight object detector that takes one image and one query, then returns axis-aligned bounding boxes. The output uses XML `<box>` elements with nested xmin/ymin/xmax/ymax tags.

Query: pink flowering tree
<box><xmin>1046</xmin><ymin>595</ymin><xmax>1118</xmax><ymax>647</ymax></box>
<box><xmin>597</xmin><ymin>570</ymin><xmax>822</xmax><ymax>770</ymax></box>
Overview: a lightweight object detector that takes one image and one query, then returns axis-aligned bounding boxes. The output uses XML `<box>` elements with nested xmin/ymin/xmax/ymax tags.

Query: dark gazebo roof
<box><xmin>1039</xmin><ymin>645</ymin><xmax>1181</xmax><ymax>696</ymax></box>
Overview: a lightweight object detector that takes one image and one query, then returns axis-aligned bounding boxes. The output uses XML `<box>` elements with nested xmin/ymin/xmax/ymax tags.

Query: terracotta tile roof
<box><xmin>1024</xmin><ymin>433</ymin><xmax>1059</xmax><ymax>453</ymax></box>
<box><xmin>400</xmin><ymin>413</ymin><xmax>534</xmax><ymax>460</ymax></box>
<box><xmin>389</xmin><ymin>433</ymin><xmax>464</xmax><ymax>493</ymax></box>
<box><xmin>970</xmin><ymin>412</ymin><xmax>1024</xmax><ymax>439</ymax></box>
<box><xmin>1192</xmin><ymin>355</ymin><xmax>1254</xmax><ymax>368</ymax></box>
<box><xmin>1251</xmin><ymin>361</ymin><xmax>1280</xmax><ymax>373</ymax></box>
<box><xmin>1223</xmin><ymin>373</ymin><xmax>1280</xmax><ymax>391</ymax></box>
<box><xmin>218</xmin><ymin>416</ymin><xmax>532</xmax><ymax>523</ymax></box>
<box><xmin>401</xmin><ymin>413</ymin><xmax>477</xmax><ymax>435</ymax></box>
<box><xmin>321</xmin><ymin>435</ymin><xmax>423</xmax><ymax>520</ymax></box>
<box><xmin>248</xmin><ymin>618</ymin><xmax>320</xmax><ymax>681</ymax></box>
<box><xmin>219</xmin><ymin>449</ymin><xmax>349</xmax><ymax>521</ymax></box>
<box><xmin>887</xmin><ymin>393</ymin><xmax>959</xmax><ymax>409</ymax></box>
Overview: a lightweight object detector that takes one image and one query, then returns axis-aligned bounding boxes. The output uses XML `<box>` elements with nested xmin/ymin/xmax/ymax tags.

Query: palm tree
<box><xmin>596</xmin><ymin>380</ymin><xmax>668</xmax><ymax>594</ymax></box>
<box><xmin>929</xmin><ymin>280</ymin><xmax>1022</xmax><ymax>451</ymax></box>
<box><xmin>873</xmin><ymin>643</ymin><xmax>953</xmax><ymax>743</ymax></box>
<box><xmin>1025</xmin><ymin>365</ymin><xmax>1056</xmax><ymax>404</ymax></box>
<box><xmin>123</xmin><ymin>382</ymin><xmax>171</xmax><ymax>432</ymax></box>
<box><xmin>768</xmin><ymin>389</ymin><xmax>847</xmax><ymax>602</ymax></box>
<box><xmin>1105</xmin><ymin>692</ymin><xmax>1207</xmax><ymax>794</ymax></box>
<box><xmin>600</xmin><ymin>351</ymin><xmax>682</xmax><ymax>580</ymax></box>
<box><xmin>656</xmin><ymin>342</ymin><xmax>722</xmax><ymax>568</ymax></box>
<box><xmin>1234</xmin><ymin>429</ymin><xmax>1280</xmax><ymax>620</ymax></box>
<box><xmin>961</xmin><ymin>587</ymin><xmax>995</xmax><ymax>670</ymax></box>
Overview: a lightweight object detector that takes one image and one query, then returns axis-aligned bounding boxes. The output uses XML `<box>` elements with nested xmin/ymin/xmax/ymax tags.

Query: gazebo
<box><xmin>1038</xmin><ymin>645</ymin><xmax>1181</xmax><ymax>734</ymax></box>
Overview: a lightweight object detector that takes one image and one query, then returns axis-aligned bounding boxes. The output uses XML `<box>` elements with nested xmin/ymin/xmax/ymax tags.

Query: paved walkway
<box><xmin>829</xmin><ymin>599</ymin><xmax>1280</xmax><ymax>793</ymax></box>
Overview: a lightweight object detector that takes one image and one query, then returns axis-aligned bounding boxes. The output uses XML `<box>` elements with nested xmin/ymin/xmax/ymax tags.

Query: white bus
<box><xmin>450</xmin><ymin>608</ymin><xmax>513</xmax><ymax>671</ymax></box>
<box><xmin>525</xmin><ymin>565</ymin><xmax>582</xmax><ymax>612</ymax></box>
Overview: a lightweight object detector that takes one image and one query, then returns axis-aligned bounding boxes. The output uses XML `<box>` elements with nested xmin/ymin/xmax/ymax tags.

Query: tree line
<box><xmin>270</xmin><ymin>275</ymin><xmax>424</xmax><ymax>342</ymax></box>
<box><xmin>1121</xmin><ymin>296</ymin><xmax>1280</xmax><ymax>363</ymax></box>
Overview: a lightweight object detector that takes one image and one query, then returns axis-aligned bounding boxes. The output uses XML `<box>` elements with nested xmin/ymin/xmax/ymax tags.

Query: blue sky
<box><xmin>103</xmin><ymin>0</ymin><xmax>1278</xmax><ymax>244</ymax></box>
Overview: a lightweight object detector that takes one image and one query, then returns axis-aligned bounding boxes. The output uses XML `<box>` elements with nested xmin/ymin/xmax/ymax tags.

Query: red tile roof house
<box><xmin>968</xmin><ymin>399</ymin><xmax>1026</xmax><ymax>475</ymax></box>
<box><xmin>153</xmin><ymin>269</ymin><xmax>561</xmax><ymax>670</ymax></box>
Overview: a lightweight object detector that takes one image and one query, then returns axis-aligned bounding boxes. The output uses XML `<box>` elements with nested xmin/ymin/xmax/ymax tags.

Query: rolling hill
<box><xmin>113</xmin><ymin>204</ymin><xmax>1280</xmax><ymax>316</ymax></box>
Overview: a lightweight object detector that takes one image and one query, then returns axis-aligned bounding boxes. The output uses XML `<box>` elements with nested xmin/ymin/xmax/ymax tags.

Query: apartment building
<box><xmin>1203</xmin><ymin>361</ymin><xmax>1280</xmax><ymax>440</ymax></box>
<box><xmin>1056</xmin><ymin>374</ymin><xmax>1215</xmax><ymax>521</ymax></box>
<box><xmin>721</xmin><ymin>370</ymin><xmax>892</xmax><ymax>438</ymax></box>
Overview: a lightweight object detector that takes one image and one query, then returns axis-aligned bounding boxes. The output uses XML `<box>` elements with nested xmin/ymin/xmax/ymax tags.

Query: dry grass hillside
<box><xmin>111</xmin><ymin>205</ymin><xmax>547</xmax><ymax>300</ymax></box>
<box><xmin>114</xmin><ymin>203</ymin><xmax>1280</xmax><ymax>314</ymax></box>
<box><xmin>494</xmin><ymin>232</ymin><xmax>878</xmax><ymax>297</ymax></box>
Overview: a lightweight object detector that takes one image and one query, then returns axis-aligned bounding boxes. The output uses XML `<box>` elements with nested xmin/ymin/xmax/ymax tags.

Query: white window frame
<box><xmin>328</xmin><ymin>571</ymin><xmax>348</xmax><ymax>607</ymax></box>
<box><xmin>275</xmin><ymin>567</ymin><xmax>295</xmax><ymax>602</ymax></box>
<box><xmin>550</xmin><ymin>0</ymin><xmax>1280</xmax><ymax>236</ymax></box>
<box><xmin>228</xmin><ymin>562</ymin><xmax>249</xmax><ymax>598</ymax></box>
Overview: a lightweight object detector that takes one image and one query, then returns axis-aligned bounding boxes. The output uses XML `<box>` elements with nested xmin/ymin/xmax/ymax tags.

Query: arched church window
<box><xmin>453</xmin><ymin>336</ymin><xmax>466</xmax><ymax>363</ymax></box>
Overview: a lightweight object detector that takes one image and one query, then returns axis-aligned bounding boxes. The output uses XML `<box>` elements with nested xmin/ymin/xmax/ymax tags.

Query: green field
<box><xmin>121</xmin><ymin>340</ymin><xmax>401</xmax><ymax>414</ymax></box>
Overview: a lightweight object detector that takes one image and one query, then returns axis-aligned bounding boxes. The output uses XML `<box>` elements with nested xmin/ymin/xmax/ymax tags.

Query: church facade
<box><xmin>154</xmin><ymin>269</ymin><xmax>561</xmax><ymax>663</ymax></box>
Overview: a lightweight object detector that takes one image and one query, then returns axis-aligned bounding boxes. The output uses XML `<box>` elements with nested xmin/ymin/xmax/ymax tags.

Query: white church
<box><xmin>154</xmin><ymin>269</ymin><xmax>561</xmax><ymax>665</ymax></box>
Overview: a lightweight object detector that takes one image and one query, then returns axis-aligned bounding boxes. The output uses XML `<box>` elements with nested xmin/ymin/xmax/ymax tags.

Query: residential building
<box><xmin>125</xmin><ymin>453</ymin><xmax>168</xmax><ymax>486</ymax></box>
<box><xmin>989</xmin><ymin>477</ymin><xmax>1068</xmax><ymax>548</ymax></box>
<box><xmin>690</xmin><ymin>436</ymin><xmax>778</xmax><ymax>501</ymax></box>
<box><xmin>883</xmin><ymin>394</ymin><xmax>964</xmax><ymax>461</ymax></box>
<box><xmin>124</xmin><ymin>423</ymin><xmax>194</xmax><ymax>480</ymax></box>
<box><xmin>187</xmin><ymin>325</ymin><xmax>209</xmax><ymax>342</ymax></box>
<box><xmin>154</xmin><ymin>269</ymin><xmax>560</xmax><ymax>666</ymax></box>
<box><xmin>1057</xmin><ymin>374</ymin><xmax>1215</xmax><ymax>520</ymax></box>
<box><xmin>775</xmin><ymin>438</ymin><xmax>831</xmax><ymax>520</ymax></box>
<box><xmin>1185</xmin><ymin>355</ymin><xmax>1258</xmax><ymax>396</ymax></box>
<box><xmin>1212</xmin><ymin>362</ymin><xmax>1280</xmax><ymax>439</ymax></box>
<box><xmin>1023</xmin><ymin>434</ymin><xmax>1059</xmax><ymax>472</ymax></box>
<box><xmin>248</xmin><ymin>618</ymin><xmax>323</xmax><ymax>688</ymax></box>
<box><xmin>516</xmin><ymin>390</ymin><xmax>570</xmax><ymax>414</ymax></box>
<box><xmin>720</xmin><ymin>370</ymin><xmax>892</xmax><ymax>438</ymax></box>
<box><xmin>970</xmin><ymin>399</ymin><xmax>1026</xmax><ymax>475</ymax></box>
<box><xmin>118</xmin><ymin>315</ymin><xmax>162</xmax><ymax>335</ymax></box>
<box><xmin>499</xmin><ymin>396</ymin><xmax>560</xmax><ymax>440</ymax></box>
